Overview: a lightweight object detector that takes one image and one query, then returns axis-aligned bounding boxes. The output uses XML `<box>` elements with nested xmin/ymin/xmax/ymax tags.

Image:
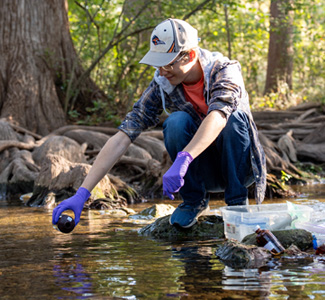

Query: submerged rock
<box><xmin>281</xmin><ymin>244</ymin><xmax>312</xmax><ymax>260</ymax></box>
<box><xmin>139</xmin><ymin>215</ymin><xmax>224</xmax><ymax>240</ymax></box>
<box><xmin>215</xmin><ymin>239</ymin><xmax>272</xmax><ymax>268</ymax></box>
<box><xmin>216</xmin><ymin>239</ymin><xmax>313</xmax><ymax>269</ymax></box>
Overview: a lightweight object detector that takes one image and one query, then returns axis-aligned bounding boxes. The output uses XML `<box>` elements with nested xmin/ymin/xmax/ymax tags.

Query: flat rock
<box><xmin>139</xmin><ymin>215</ymin><xmax>224</xmax><ymax>240</ymax></box>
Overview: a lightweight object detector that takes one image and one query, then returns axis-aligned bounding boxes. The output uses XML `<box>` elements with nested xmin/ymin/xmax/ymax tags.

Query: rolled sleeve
<box><xmin>207</xmin><ymin>62</ymin><xmax>245</xmax><ymax>119</ymax></box>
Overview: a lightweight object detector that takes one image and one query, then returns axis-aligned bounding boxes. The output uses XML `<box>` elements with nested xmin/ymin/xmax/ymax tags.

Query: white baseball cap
<box><xmin>139</xmin><ymin>18</ymin><xmax>199</xmax><ymax>67</ymax></box>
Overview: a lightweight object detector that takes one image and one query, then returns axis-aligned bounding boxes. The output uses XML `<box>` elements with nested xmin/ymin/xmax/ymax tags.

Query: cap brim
<box><xmin>139</xmin><ymin>51</ymin><xmax>179</xmax><ymax>67</ymax></box>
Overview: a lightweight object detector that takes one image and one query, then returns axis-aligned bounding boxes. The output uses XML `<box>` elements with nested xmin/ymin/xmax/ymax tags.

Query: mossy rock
<box><xmin>139</xmin><ymin>215</ymin><xmax>224</xmax><ymax>240</ymax></box>
<box><xmin>242</xmin><ymin>228</ymin><xmax>313</xmax><ymax>251</ymax></box>
<box><xmin>215</xmin><ymin>239</ymin><xmax>272</xmax><ymax>268</ymax></box>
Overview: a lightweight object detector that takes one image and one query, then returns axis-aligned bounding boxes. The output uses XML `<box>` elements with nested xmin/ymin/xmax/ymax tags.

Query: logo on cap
<box><xmin>152</xmin><ymin>35</ymin><xmax>165</xmax><ymax>46</ymax></box>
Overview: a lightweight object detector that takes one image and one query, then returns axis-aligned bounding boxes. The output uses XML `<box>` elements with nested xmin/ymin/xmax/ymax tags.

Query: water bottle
<box><xmin>269</xmin><ymin>214</ymin><xmax>297</xmax><ymax>231</ymax></box>
<box><xmin>255</xmin><ymin>225</ymin><xmax>285</xmax><ymax>255</ymax></box>
<box><xmin>53</xmin><ymin>214</ymin><xmax>75</xmax><ymax>233</ymax></box>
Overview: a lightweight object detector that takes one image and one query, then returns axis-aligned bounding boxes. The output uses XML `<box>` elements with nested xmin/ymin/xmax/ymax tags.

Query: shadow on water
<box><xmin>0</xmin><ymin>184</ymin><xmax>325</xmax><ymax>299</ymax></box>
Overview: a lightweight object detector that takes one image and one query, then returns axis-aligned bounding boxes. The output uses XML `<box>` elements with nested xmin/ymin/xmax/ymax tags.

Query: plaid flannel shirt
<box><xmin>119</xmin><ymin>48</ymin><xmax>266</xmax><ymax>203</ymax></box>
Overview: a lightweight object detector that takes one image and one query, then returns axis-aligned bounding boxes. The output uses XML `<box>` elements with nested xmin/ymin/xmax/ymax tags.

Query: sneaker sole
<box><xmin>169</xmin><ymin>205</ymin><xmax>210</xmax><ymax>228</ymax></box>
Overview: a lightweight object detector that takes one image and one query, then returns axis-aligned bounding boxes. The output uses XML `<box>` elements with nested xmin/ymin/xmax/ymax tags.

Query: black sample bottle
<box><xmin>55</xmin><ymin>214</ymin><xmax>75</xmax><ymax>233</ymax></box>
<box><xmin>255</xmin><ymin>225</ymin><xmax>285</xmax><ymax>255</ymax></box>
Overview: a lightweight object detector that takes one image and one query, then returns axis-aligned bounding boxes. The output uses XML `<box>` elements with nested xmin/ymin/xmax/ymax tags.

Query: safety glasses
<box><xmin>155</xmin><ymin>53</ymin><xmax>188</xmax><ymax>71</ymax></box>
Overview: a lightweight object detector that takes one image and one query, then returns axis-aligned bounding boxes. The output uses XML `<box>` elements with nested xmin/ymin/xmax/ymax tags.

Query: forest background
<box><xmin>66</xmin><ymin>0</ymin><xmax>324</xmax><ymax>126</ymax></box>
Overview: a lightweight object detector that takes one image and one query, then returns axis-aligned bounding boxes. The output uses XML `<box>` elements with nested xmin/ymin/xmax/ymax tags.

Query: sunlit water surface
<box><xmin>0</xmin><ymin>184</ymin><xmax>325</xmax><ymax>299</ymax></box>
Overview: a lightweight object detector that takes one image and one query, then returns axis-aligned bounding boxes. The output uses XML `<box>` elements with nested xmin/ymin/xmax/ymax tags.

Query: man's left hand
<box><xmin>163</xmin><ymin>151</ymin><xmax>193</xmax><ymax>200</ymax></box>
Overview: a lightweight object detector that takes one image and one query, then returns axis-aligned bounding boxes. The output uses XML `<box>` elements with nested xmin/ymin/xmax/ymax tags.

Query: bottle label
<box><xmin>263</xmin><ymin>241</ymin><xmax>276</xmax><ymax>252</ymax></box>
<box><xmin>226</xmin><ymin>223</ymin><xmax>236</xmax><ymax>234</ymax></box>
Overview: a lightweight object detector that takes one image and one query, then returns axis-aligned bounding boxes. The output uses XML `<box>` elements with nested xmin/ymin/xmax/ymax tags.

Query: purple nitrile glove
<box><xmin>52</xmin><ymin>187</ymin><xmax>91</xmax><ymax>226</ymax></box>
<box><xmin>163</xmin><ymin>151</ymin><xmax>193</xmax><ymax>200</ymax></box>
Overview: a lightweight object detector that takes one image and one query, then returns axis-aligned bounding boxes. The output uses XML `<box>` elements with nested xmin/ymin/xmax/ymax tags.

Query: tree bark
<box><xmin>0</xmin><ymin>0</ymin><xmax>106</xmax><ymax>135</ymax></box>
<box><xmin>264</xmin><ymin>0</ymin><xmax>294</xmax><ymax>95</ymax></box>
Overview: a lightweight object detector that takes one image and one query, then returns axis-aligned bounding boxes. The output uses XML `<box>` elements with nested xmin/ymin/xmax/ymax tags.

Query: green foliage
<box><xmin>67</xmin><ymin>0</ymin><xmax>325</xmax><ymax>124</ymax></box>
<box><xmin>69</xmin><ymin>98</ymin><xmax>122</xmax><ymax>126</ymax></box>
<box><xmin>251</xmin><ymin>80</ymin><xmax>298</xmax><ymax>110</ymax></box>
<box><xmin>281</xmin><ymin>170</ymin><xmax>293</xmax><ymax>184</ymax></box>
<box><xmin>295</xmin><ymin>162</ymin><xmax>324</xmax><ymax>177</ymax></box>
<box><xmin>292</xmin><ymin>0</ymin><xmax>325</xmax><ymax>104</ymax></box>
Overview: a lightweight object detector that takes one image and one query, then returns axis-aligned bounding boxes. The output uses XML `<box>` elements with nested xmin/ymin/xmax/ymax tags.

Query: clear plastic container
<box><xmin>295</xmin><ymin>221</ymin><xmax>325</xmax><ymax>234</ymax></box>
<box><xmin>220</xmin><ymin>202</ymin><xmax>313</xmax><ymax>242</ymax></box>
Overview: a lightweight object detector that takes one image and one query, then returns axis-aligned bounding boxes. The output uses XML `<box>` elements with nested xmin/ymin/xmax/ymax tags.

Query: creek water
<box><xmin>0</xmin><ymin>184</ymin><xmax>325</xmax><ymax>299</ymax></box>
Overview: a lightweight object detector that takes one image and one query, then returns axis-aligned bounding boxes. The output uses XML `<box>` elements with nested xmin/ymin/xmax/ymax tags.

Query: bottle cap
<box><xmin>255</xmin><ymin>225</ymin><xmax>261</xmax><ymax>231</ymax></box>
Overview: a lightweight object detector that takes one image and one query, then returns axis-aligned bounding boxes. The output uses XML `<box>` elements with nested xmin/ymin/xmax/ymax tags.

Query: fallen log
<box><xmin>302</xmin><ymin>123</ymin><xmax>325</xmax><ymax>144</ymax></box>
<box><xmin>287</xmin><ymin>102</ymin><xmax>322</xmax><ymax>111</ymax></box>
<box><xmin>296</xmin><ymin>142</ymin><xmax>325</xmax><ymax>163</ymax></box>
<box><xmin>252</xmin><ymin>110</ymin><xmax>303</xmax><ymax>123</ymax></box>
<box><xmin>258</xmin><ymin>122</ymin><xmax>320</xmax><ymax>130</ymax></box>
<box><xmin>259</xmin><ymin>128</ymin><xmax>314</xmax><ymax>141</ymax></box>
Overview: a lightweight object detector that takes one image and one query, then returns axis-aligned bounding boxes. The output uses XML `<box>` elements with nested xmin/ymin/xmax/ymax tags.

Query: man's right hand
<box><xmin>52</xmin><ymin>187</ymin><xmax>91</xmax><ymax>226</ymax></box>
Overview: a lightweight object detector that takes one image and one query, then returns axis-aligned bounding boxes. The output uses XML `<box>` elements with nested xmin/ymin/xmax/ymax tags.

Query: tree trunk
<box><xmin>0</xmin><ymin>0</ymin><xmax>106</xmax><ymax>135</ymax></box>
<box><xmin>264</xmin><ymin>0</ymin><xmax>294</xmax><ymax>95</ymax></box>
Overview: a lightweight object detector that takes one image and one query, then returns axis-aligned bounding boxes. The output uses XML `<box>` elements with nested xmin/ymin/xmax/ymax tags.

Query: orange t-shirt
<box><xmin>182</xmin><ymin>76</ymin><xmax>208</xmax><ymax>117</ymax></box>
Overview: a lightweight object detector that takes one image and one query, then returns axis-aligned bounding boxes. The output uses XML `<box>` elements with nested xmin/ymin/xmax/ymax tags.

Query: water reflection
<box><xmin>53</xmin><ymin>259</ymin><xmax>92</xmax><ymax>298</ymax></box>
<box><xmin>0</xmin><ymin>185</ymin><xmax>324</xmax><ymax>299</ymax></box>
<box><xmin>170</xmin><ymin>241</ymin><xmax>276</xmax><ymax>299</ymax></box>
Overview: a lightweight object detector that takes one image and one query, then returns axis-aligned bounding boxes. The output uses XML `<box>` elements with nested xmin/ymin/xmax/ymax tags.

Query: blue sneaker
<box><xmin>169</xmin><ymin>200</ymin><xmax>210</xmax><ymax>228</ymax></box>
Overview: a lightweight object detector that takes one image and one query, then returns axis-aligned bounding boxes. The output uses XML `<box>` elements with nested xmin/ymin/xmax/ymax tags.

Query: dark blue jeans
<box><xmin>163</xmin><ymin>110</ymin><xmax>254</xmax><ymax>206</ymax></box>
